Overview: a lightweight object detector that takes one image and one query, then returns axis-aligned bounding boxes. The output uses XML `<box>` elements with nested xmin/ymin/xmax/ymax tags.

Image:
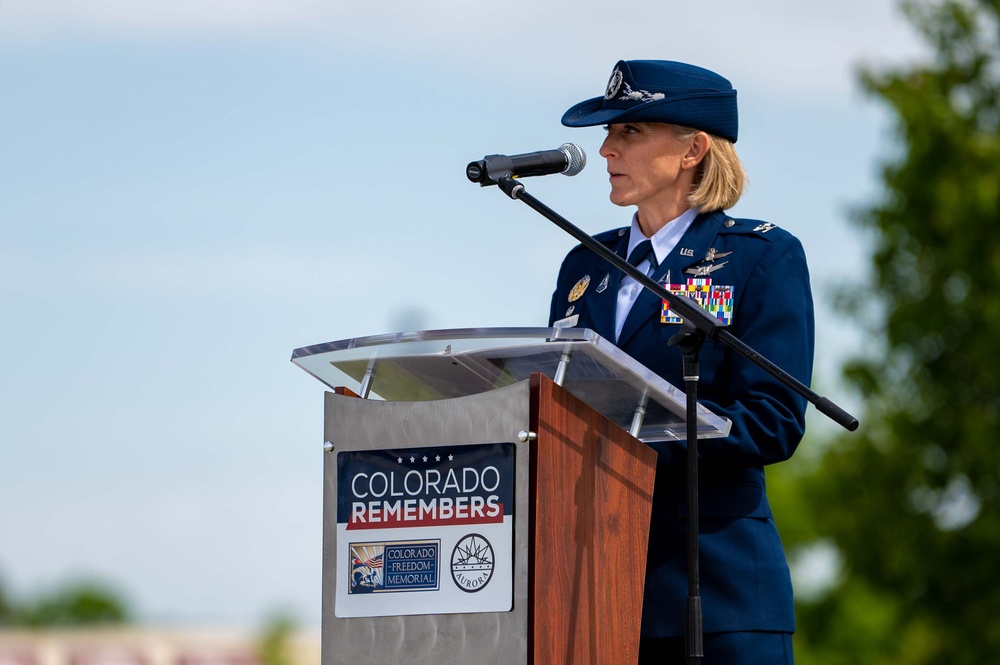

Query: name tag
<box><xmin>553</xmin><ymin>314</ymin><xmax>580</xmax><ymax>329</ymax></box>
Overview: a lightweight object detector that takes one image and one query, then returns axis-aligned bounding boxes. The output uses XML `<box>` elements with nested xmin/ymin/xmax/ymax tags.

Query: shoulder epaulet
<box><xmin>720</xmin><ymin>217</ymin><xmax>789</xmax><ymax>241</ymax></box>
<box><xmin>567</xmin><ymin>226</ymin><xmax>627</xmax><ymax>256</ymax></box>
<box><xmin>594</xmin><ymin>227</ymin><xmax>628</xmax><ymax>243</ymax></box>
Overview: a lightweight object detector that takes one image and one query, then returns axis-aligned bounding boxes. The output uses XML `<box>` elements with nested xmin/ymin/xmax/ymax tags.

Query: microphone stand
<box><xmin>489</xmin><ymin>174</ymin><xmax>859</xmax><ymax>664</ymax></box>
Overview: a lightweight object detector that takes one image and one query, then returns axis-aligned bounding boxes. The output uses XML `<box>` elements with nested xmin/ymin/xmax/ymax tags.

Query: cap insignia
<box><xmin>617</xmin><ymin>81</ymin><xmax>666</xmax><ymax>103</ymax></box>
<box><xmin>605</xmin><ymin>68</ymin><xmax>624</xmax><ymax>99</ymax></box>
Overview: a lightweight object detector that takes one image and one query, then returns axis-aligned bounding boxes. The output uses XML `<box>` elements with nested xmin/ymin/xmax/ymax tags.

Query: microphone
<box><xmin>466</xmin><ymin>143</ymin><xmax>586</xmax><ymax>186</ymax></box>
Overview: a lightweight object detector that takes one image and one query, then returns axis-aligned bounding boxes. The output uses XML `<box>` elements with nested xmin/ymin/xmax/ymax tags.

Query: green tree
<box><xmin>256</xmin><ymin>612</ymin><xmax>298</xmax><ymax>665</ymax></box>
<box><xmin>790</xmin><ymin>1</ymin><xmax>1000</xmax><ymax>663</ymax></box>
<box><xmin>0</xmin><ymin>576</ymin><xmax>14</xmax><ymax>625</ymax></box>
<box><xmin>1</xmin><ymin>578</ymin><xmax>131</xmax><ymax>628</ymax></box>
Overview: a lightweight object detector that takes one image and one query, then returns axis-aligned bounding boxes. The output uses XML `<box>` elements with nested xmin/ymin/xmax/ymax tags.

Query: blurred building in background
<box><xmin>0</xmin><ymin>628</ymin><xmax>319</xmax><ymax>665</ymax></box>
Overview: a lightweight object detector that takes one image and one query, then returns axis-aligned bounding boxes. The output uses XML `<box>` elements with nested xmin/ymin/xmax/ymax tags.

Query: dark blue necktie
<box><xmin>626</xmin><ymin>239</ymin><xmax>658</xmax><ymax>276</ymax></box>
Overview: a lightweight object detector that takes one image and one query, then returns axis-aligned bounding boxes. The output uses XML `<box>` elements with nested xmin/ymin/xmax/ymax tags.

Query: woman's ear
<box><xmin>682</xmin><ymin>132</ymin><xmax>711</xmax><ymax>169</ymax></box>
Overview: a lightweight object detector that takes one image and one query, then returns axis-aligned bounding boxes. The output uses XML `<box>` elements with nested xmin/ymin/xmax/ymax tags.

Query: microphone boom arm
<box><xmin>495</xmin><ymin>175</ymin><xmax>859</xmax><ymax>432</ymax></box>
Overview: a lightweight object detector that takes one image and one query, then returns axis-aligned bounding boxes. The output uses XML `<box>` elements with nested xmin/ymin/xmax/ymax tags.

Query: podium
<box><xmin>291</xmin><ymin>328</ymin><xmax>730</xmax><ymax>665</ymax></box>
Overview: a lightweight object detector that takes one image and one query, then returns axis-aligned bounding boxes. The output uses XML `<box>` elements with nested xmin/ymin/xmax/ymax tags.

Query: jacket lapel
<box><xmin>582</xmin><ymin>232</ymin><xmax>629</xmax><ymax>342</ymax></box>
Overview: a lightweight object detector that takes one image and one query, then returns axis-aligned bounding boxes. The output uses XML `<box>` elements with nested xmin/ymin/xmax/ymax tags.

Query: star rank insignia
<box><xmin>568</xmin><ymin>275</ymin><xmax>591</xmax><ymax>302</ymax></box>
<box><xmin>753</xmin><ymin>222</ymin><xmax>776</xmax><ymax>233</ymax></box>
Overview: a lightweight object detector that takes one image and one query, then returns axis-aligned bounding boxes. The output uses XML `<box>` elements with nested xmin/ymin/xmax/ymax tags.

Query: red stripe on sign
<box><xmin>346</xmin><ymin>502</ymin><xmax>506</xmax><ymax>531</ymax></box>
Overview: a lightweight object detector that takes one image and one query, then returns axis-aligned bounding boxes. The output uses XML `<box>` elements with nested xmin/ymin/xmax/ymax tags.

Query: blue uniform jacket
<box><xmin>548</xmin><ymin>209</ymin><xmax>815</xmax><ymax>637</ymax></box>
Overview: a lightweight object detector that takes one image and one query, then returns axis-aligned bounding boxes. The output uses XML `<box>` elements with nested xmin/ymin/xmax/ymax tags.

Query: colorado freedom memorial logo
<box><xmin>349</xmin><ymin>540</ymin><xmax>440</xmax><ymax>594</ymax></box>
<box><xmin>450</xmin><ymin>533</ymin><xmax>495</xmax><ymax>593</ymax></box>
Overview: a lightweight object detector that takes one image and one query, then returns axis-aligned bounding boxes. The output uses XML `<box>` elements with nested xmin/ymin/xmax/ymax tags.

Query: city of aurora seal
<box><xmin>450</xmin><ymin>533</ymin><xmax>495</xmax><ymax>593</ymax></box>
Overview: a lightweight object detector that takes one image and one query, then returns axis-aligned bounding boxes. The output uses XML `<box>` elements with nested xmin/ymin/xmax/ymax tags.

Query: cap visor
<box><xmin>561</xmin><ymin>97</ymin><xmax>630</xmax><ymax>127</ymax></box>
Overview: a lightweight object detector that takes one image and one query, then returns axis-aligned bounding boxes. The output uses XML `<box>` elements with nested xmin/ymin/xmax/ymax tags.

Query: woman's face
<box><xmin>599</xmin><ymin>122</ymin><xmax>698</xmax><ymax>214</ymax></box>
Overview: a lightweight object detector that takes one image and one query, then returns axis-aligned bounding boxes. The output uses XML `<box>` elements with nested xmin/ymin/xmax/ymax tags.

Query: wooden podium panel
<box><xmin>529</xmin><ymin>374</ymin><xmax>657</xmax><ymax>665</ymax></box>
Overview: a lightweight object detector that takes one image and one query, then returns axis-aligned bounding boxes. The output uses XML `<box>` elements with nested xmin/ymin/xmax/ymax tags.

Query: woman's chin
<box><xmin>608</xmin><ymin>192</ymin><xmax>634</xmax><ymax>207</ymax></box>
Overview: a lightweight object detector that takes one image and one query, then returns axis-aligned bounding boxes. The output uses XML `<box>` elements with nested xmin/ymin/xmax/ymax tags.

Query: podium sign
<box><xmin>336</xmin><ymin>442</ymin><xmax>515</xmax><ymax>617</ymax></box>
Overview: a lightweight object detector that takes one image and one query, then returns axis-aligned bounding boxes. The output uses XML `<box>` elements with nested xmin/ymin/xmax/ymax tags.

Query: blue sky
<box><xmin>1</xmin><ymin>0</ymin><xmax>923</xmax><ymax>627</ymax></box>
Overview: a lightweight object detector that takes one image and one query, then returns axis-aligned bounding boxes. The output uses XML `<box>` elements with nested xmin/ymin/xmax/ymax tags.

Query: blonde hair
<box><xmin>674</xmin><ymin>126</ymin><xmax>747</xmax><ymax>212</ymax></box>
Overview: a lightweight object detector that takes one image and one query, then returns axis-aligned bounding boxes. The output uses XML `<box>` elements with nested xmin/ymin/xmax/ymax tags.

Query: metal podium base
<box><xmin>321</xmin><ymin>381</ymin><xmax>532</xmax><ymax>665</ymax></box>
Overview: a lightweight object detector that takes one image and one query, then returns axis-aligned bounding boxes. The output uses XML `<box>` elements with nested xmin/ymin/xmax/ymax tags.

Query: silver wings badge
<box><xmin>684</xmin><ymin>248</ymin><xmax>732</xmax><ymax>277</ymax></box>
<box><xmin>685</xmin><ymin>261</ymin><xmax>729</xmax><ymax>277</ymax></box>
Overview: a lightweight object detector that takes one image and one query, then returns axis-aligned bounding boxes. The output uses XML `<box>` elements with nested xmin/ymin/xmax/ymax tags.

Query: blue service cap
<box><xmin>561</xmin><ymin>59</ymin><xmax>739</xmax><ymax>143</ymax></box>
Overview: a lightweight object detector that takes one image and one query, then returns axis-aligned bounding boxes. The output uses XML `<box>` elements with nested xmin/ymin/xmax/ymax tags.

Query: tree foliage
<box><xmin>789</xmin><ymin>1</ymin><xmax>1000</xmax><ymax>662</ymax></box>
<box><xmin>0</xmin><ymin>575</ymin><xmax>130</xmax><ymax>628</ymax></box>
<box><xmin>0</xmin><ymin>577</ymin><xmax>14</xmax><ymax>625</ymax></box>
<box><xmin>256</xmin><ymin>612</ymin><xmax>298</xmax><ymax>665</ymax></box>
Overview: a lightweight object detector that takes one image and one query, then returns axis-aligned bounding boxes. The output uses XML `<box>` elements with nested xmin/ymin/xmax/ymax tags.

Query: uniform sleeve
<box><xmin>548</xmin><ymin>278</ymin><xmax>562</xmax><ymax>327</ymax></box>
<box><xmin>548</xmin><ymin>248</ymin><xmax>577</xmax><ymax>326</ymax></box>
<box><xmin>693</xmin><ymin>233</ymin><xmax>815</xmax><ymax>466</ymax></box>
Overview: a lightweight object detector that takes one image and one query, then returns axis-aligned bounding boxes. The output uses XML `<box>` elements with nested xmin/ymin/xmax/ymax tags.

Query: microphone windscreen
<box><xmin>560</xmin><ymin>143</ymin><xmax>587</xmax><ymax>176</ymax></box>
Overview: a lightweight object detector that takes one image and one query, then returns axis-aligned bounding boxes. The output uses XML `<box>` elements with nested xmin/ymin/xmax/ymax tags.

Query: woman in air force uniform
<box><xmin>549</xmin><ymin>59</ymin><xmax>814</xmax><ymax>664</ymax></box>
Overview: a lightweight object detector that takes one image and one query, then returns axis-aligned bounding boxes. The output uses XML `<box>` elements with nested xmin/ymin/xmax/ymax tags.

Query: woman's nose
<box><xmin>599</xmin><ymin>134</ymin><xmax>616</xmax><ymax>159</ymax></box>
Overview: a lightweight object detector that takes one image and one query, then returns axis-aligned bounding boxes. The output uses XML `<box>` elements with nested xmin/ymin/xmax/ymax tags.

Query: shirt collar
<box><xmin>626</xmin><ymin>208</ymin><xmax>699</xmax><ymax>265</ymax></box>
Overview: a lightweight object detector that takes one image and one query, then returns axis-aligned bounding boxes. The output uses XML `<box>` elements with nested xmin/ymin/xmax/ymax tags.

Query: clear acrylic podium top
<box><xmin>291</xmin><ymin>327</ymin><xmax>730</xmax><ymax>443</ymax></box>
